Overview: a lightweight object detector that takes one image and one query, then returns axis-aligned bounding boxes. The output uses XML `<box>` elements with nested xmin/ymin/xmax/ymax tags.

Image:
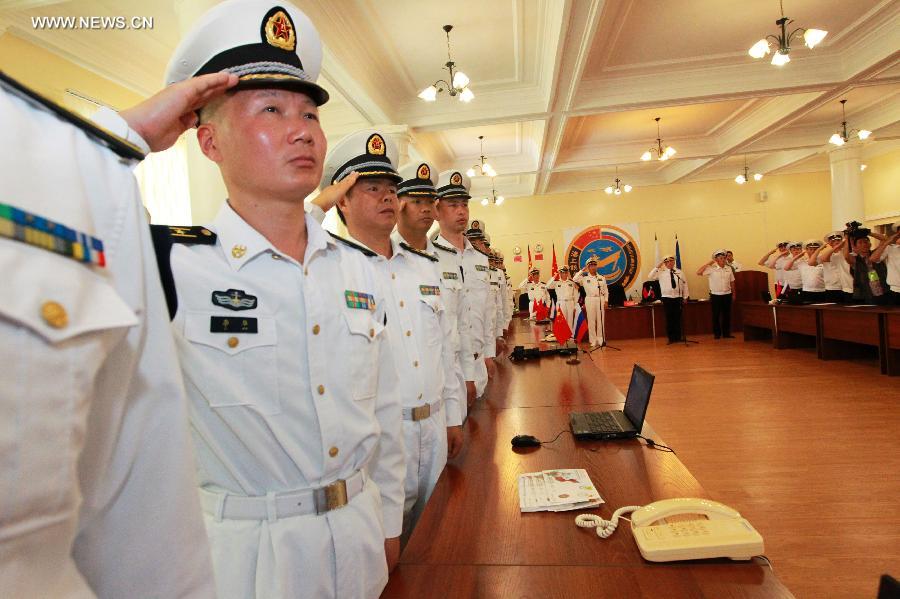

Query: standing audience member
<box><xmin>697</xmin><ymin>250</ymin><xmax>735</xmax><ymax>339</ymax></box>
<box><xmin>785</xmin><ymin>240</ymin><xmax>826</xmax><ymax>303</ymax></box>
<box><xmin>759</xmin><ymin>242</ymin><xmax>790</xmax><ymax>298</ymax></box>
<box><xmin>843</xmin><ymin>224</ymin><xmax>888</xmax><ymax>305</ymax></box>
<box><xmin>547</xmin><ymin>266</ymin><xmax>579</xmax><ymax>329</ymax></box>
<box><xmin>812</xmin><ymin>232</ymin><xmax>853</xmax><ymax>303</ymax></box>
<box><xmin>869</xmin><ymin>225</ymin><xmax>900</xmax><ymax>305</ymax></box>
<box><xmin>725</xmin><ymin>250</ymin><xmax>742</xmax><ymax>273</ymax></box>
<box><xmin>648</xmin><ymin>255</ymin><xmax>690</xmax><ymax>344</ymax></box>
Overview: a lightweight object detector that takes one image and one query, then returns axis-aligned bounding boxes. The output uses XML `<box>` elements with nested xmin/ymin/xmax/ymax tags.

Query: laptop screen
<box><xmin>623</xmin><ymin>364</ymin><xmax>655</xmax><ymax>429</ymax></box>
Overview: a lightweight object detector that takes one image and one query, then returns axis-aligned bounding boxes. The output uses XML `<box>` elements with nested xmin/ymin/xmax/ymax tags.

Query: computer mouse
<box><xmin>511</xmin><ymin>434</ymin><xmax>542</xmax><ymax>448</ymax></box>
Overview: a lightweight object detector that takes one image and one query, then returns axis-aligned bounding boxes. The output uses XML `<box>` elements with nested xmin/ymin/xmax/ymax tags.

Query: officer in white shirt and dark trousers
<box><xmin>813</xmin><ymin>231</ymin><xmax>853</xmax><ymax>303</ymax></box>
<box><xmin>785</xmin><ymin>239</ymin><xmax>826</xmax><ymax>303</ymax></box>
<box><xmin>465</xmin><ymin>226</ymin><xmax>498</xmax><ymax>391</ymax></box>
<box><xmin>0</xmin><ymin>67</ymin><xmax>224</xmax><ymax>599</ymax></box>
<box><xmin>647</xmin><ymin>255</ymin><xmax>690</xmax><ymax>344</ymax></box>
<box><xmin>759</xmin><ymin>241</ymin><xmax>790</xmax><ymax>298</ymax></box>
<box><xmin>519</xmin><ymin>268</ymin><xmax>550</xmax><ymax>319</ymax></box>
<box><xmin>161</xmin><ymin>3</ymin><xmax>405</xmax><ymax>597</ymax></box>
<box><xmin>573</xmin><ymin>257</ymin><xmax>609</xmax><ymax>348</ymax></box>
<box><xmin>697</xmin><ymin>249</ymin><xmax>736</xmax><ymax>339</ymax></box>
<box><xmin>547</xmin><ymin>266</ymin><xmax>579</xmax><ymax>329</ymax></box>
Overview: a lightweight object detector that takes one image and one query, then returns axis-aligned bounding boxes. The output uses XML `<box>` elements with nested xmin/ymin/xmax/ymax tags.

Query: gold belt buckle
<box><xmin>315</xmin><ymin>479</ymin><xmax>349</xmax><ymax>514</ymax></box>
<box><xmin>411</xmin><ymin>404</ymin><xmax>431</xmax><ymax>421</ymax></box>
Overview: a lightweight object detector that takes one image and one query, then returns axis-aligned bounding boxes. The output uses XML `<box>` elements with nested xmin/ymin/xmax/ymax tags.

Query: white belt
<box><xmin>199</xmin><ymin>470</ymin><xmax>366</xmax><ymax>521</ymax></box>
<box><xmin>402</xmin><ymin>400</ymin><xmax>442</xmax><ymax>422</ymax></box>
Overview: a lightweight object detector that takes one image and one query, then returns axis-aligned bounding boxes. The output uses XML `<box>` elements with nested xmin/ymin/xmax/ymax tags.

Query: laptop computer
<box><xmin>569</xmin><ymin>364</ymin><xmax>655</xmax><ymax>440</ymax></box>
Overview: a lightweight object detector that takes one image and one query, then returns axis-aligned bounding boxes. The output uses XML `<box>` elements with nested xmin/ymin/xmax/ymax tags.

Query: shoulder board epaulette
<box><xmin>149</xmin><ymin>225</ymin><xmax>177</xmax><ymax>320</ymax></box>
<box><xmin>474</xmin><ymin>247</ymin><xmax>491</xmax><ymax>258</ymax></box>
<box><xmin>0</xmin><ymin>71</ymin><xmax>145</xmax><ymax>161</ymax></box>
<box><xmin>489</xmin><ymin>266</ymin><xmax>498</xmax><ymax>271</ymax></box>
<box><xmin>400</xmin><ymin>241</ymin><xmax>438</xmax><ymax>262</ymax></box>
<box><xmin>328</xmin><ymin>231</ymin><xmax>377</xmax><ymax>257</ymax></box>
<box><xmin>431</xmin><ymin>240</ymin><xmax>457</xmax><ymax>254</ymax></box>
<box><xmin>167</xmin><ymin>225</ymin><xmax>217</xmax><ymax>245</ymax></box>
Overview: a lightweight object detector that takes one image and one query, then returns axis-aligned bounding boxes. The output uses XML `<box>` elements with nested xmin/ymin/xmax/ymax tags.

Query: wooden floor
<box><xmin>524</xmin><ymin>327</ymin><xmax>900</xmax><ymax>598</ymax></box>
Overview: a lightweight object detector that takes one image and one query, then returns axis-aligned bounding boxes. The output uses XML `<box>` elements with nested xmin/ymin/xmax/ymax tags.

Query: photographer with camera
<box><xmin>842</xmin><ymin>221</ymin><xmax>889</xmax><ymax>305</ymax></box>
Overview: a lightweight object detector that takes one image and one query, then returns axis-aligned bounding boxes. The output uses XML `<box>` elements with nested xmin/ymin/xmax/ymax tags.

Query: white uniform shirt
<box><xmin>573</xmin><ymin>270</ymin><xmax>609</xmax><ymax>300</ymax></box>
<box><xmin>0</xmin><ymin>83</ymin><xmax>214</xmax><ymax>597</ymax></box>
<box><xmin>700</xmin><ymin>264</ymin><xmax>735</xmax><ymax>295</ymax></box>
<box><xmin>798</xmin><ymin>262</ymin><xmax>826</xmax><ymax>292</ymax></box>
<box><xmin>384</xmin><ymin>232</ymin><xmax>463</xmax><ymax>426</ymax></box>
<box><xmin>449</xmin><ymin>236</ymin><xmax>494</xmax><ymax>367</ymax></box>
<box><xmin>647</xmin><ymin>266</ymin><xmax>690</xmax><ymax>299</ymax></box>
<box><xmin>490</xmin><ymin>267</ymin><xmax>505</xmax><ymax>338</ymax></box>
<box><xmin>875</xmin><ymin>243</ymin><xmax>900</xmax><ymax>292</ymax></box>
<box><xmin>548</xmin><ymin>277</ymin><xmax>580</xmax><ymax>302</ymax></box>
<box><xmin>782</xmin><ymin>256</ymin><xmax>804</xmax><ymax>290</ymax></box>
<box><xmin>519</xmin><ymin>279</ymin><xmax>551</xmax><ymax>304</ymax></box>
<box><xmin>773</xmin><ymin>254</ymin><xmax>789</xmax><ymax>285</ymax></box>
<box><xmin>817</xmin><ymin>251</ymin><xmax>852</xmax><ymax>292</ymax></box>
<box><xmin>170</xmin><ymin>205</ymin><xmax>405</xmax><ymax>597</ymax></box>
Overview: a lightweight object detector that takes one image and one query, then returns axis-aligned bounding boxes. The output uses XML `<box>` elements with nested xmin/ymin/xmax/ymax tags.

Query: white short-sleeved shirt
<box><xmin>573</xmin><ymin>271</ymin><xmax>609</xmax><ymax>299</ymax></box>
<box><xmin>647</xmin><ymin>266</ymin><xmax>690</xmax><ymax>299</ymax></box>
<box><xmin>700</xmin><ymin>264</ymin><xmax>735</xmax><ymax>295</ymax></box>
<box><xmin>548</xmin><ymin>278</ymin><xmax>580</xmax><ymax>302</ymax></box>
<box><xmin>875</xmin><ymin>243</ymin><xmax>900</xmax><ymax>292</ymax></box>
<box><xmin>798</xmin><ymin>261</ymin><xmax>826</xmax><ymax>292</ymax></box>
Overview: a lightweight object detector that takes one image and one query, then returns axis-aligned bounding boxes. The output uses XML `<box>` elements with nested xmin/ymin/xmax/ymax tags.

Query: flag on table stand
<box><xmin>654</xmin><ymin>233</ymin><xmax>660</xmax><ymax>266</ymax></box>
<box><xmin>551</xmin><ymin>244</ymin><xmax>560</xmax><ymax>280</ymax></box>
<box><xmin>675</xmin><ymin>234</ymin><xmax>682</xmax><ymax>270</ymax></box>
<box><xmin>527</xmin><ymin>244</ymin><xmax>533</xmax><ymax>272</ymax></box>
<box><xmin>552</xmin><ymin>307</ymin><xmax>572</xmax><ymax>343</ymax></box>
<box><xmin>572</xmin><ymin>304</ymin><xmax>588</xmax><ymax>342</ymax></box>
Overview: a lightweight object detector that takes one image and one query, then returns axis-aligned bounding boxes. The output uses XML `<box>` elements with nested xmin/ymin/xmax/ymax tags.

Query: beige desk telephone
<box><xmin>575</xmin><ymin>497</ymin><xmax>764</xmax><ymax>562</ymax></box>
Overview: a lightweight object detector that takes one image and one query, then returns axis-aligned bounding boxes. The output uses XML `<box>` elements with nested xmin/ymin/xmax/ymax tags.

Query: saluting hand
<box><xmin>313</xmin><ymin>171</ymin><xmax>360</xmax><ymax>212</ymax></box>
<box><xmin>120</xmin><ymin>72</ymin><xmax>239</xmax><ymax>152</ymax></box>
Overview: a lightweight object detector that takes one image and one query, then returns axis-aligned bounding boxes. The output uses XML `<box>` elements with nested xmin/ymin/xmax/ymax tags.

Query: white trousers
<box><xmin>558</xmin><ymin>299</ymin><xmax>576</xmax><ymax>334</ymax></box>
<box><xmin>202</xmin><ymin>481</ymin><xmax>388</xmax><ymax>599</ymax></box>
<box><xmin>401</xmin><ymin>407</ymin><xmax>448</xmax><ymax>542</ymax></box>
<box><xmin>584</xmin><ymin>296</ymin><xmax>606</xmax><ymax>346</ymax></box>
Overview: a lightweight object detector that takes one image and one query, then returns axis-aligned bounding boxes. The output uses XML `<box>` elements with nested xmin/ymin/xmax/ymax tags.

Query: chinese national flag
<box><xmin>527</xmin><ymin>244</ymin><xmax>533</xmax><ymax>271</ymax></box>
<box><xmin>552</xmin><ymin>307</ymin><xmax>572</xmax><ymax>343</ymax></box>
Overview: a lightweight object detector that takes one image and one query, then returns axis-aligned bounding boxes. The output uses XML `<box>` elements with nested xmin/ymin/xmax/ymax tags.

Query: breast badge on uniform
<box><xmin>345</xmin><ymin>290</ymin><xmax>376</xmax><ymax>311</ymax></box>
<box><xmin>442</xmin><ymin>271</ymin><xmax>458</xmax><ymax>280</ymax></box>
<box><xmin>210</xmin><ymin>316</ymin><xmax>258</xmax><ymax>333</ymax></box>
<box><xmin>419</xmin><ymin>285</ymin><xmax>441</xmax><ymax>296</ymax></box>
<box><xmin>475</xmin><ymin>264</ymin><xmax>488</xmax><ymax>272</ymax></box>
<box><xmin>212</xmin><ymin>289</ymin><xmax>258</xmax><ymax>311</ymax></box>
<box><xmin>1</xmin><ymin>202</ymin><xmax>105</xmax><ymax>267</ymax></box>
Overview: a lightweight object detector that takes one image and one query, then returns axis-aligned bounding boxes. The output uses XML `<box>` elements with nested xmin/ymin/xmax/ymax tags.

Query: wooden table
<box><xmin>384</xmin><ymin>319</ymin><xmax>793</xmax><ymax>598</ymax></box>
<box><xmin>740</xmin><ymin>301</ymin><xmax>900</xmax><ymax>375</ymax></box>
<box><xmin>603</xmin><ymin>302</ymin><xmax>714</xmax><ymax>340</ymax></box>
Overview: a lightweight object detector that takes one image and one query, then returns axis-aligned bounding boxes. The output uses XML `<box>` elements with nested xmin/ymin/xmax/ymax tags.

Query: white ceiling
<box><xmin>2</xmin><ymin>0</ymin><xmax>898</xmax><ymax>200</ymax></box>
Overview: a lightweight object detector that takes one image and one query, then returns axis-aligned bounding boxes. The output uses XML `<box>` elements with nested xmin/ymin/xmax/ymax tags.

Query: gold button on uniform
<box><xmin>312</xmin><ymin>324</ymin><xmax>320</xmax><ymax>335</ymax></box>
<box><xmin>369</xmin><ymin>328</ymin><xmax>375</xmax><ymax>338</ymax></box>
<box><xmin>40</xmin><ymin>301</ymin><xmax>68</xmax><ymax>329</ymax></box>
<box><xmin>391</xmin><ymin>273</ymin><xmax>396</xmax><ymax>280</ymax></box>
<box><xmin>227</xmin><ymin>336</ymin><xmax>239</xmax><ymax>348</ymax></box>
<box><xmin>405</xmin><ymin>330</ymin><xmax>411</xmax><ymax>337</ymax></box>
<box><xmin>399</xmin><ymin>301</ymin><xmax>405</xmax><ymax>308</ymax></box>
<box><xmin>231</xmin><ymin>244</ymin><xmax>247</xmax><ymax>259</ymax></box>
<box><xmin>413</xmin><ymin>360</ymin><xmax>419</xmax><ymax>367</ymax></box>
<box><xmin>329</xmin><ymin>447</ymin><xmax>339</xmax><ymax>458</ymax></box>
<box><xmin>271</xmin><ymin>253</ymin><xmax>282</xmax><ymax>260</ymax></box>
<box><xmin>317</xmin><ymin>385</ymin><xmax>325</xmax><ymax>395</ymax></box>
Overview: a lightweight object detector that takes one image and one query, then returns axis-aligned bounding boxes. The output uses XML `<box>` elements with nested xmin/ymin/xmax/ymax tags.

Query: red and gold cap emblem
<box><xmin>367</xmin><ymin>134</ymin><xmax>386</xmax><ymax>156</ymax></box>
<box><xmin>450</xmin><ymin>172</ymin><xmax>462</xmax><ymax>186</ymax></box>
<box><xmin>417</xmin><ymin>163</ymin><xmax>430</xmax><ymax>180</ymax></box>
<box><xmin>264</xmin><ymin>10</ymin><xmax>296</xmax><ymax>51</ymax></box>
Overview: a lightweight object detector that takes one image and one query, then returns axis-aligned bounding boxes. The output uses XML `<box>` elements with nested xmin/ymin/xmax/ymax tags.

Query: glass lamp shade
<box><xmin>857</xmin><ymin>129</ymin><xmax>872</xmax><ymax>140</ymax></box>
<box><xmin>641</xmin><ymin>151</ymin><xmax>652</xmax><ymax>161</ymax></box>
<box><xmin>771</xmin><ymin>51</ymin><xmax>790</xmax><ymax>66</ymax></box>
<box><xmin>480</xmin><ymin>198</ymin><xmax>489</xmax><ymax>206</ymax></box>
<box><xmin>452</xmin><ymin>71</ymin><xmax>470</xmax><ymax>89</ymax></box>
<box><xmin>803</xmin><ymin>28</ymin><xmax>827</xmax><ymax>49</ymax></box>
<box><xmin>860</xmin><ymin>164</ymin><xmax>867</xmax><ymax>172</ymax></box>
<box><xmin>604</xmin><ymin>186</ymin><xmax>613</xmax><ymax>194</ymax></box>
<box><xmin>496</xmin><ymin>196</ymin><xmax>504</xmax><ymax>205</ymax></box>
<box><xmin>459</xmin><ymin>87</ymin><xmax>475</xmax><ymax>103</ymax></box>
<box><xmin>664</xmin><ymin>146</ymin><xmax>676</xmax><ymax>158</ymax></box>
<box><xmin>623</xmin><ymin>185</ymin><xmax>632</xmax><ymax>193</ymax></box>
<box><xmin>735</xmin><ymin>174</ymin><xmax>746</xmax><ymax>184</ymax></box>
<box><xmin>614</xmin><ymin>188</ymin><xmax>622</xmax><ymax>195</ymax></box>
<box><xmin>829</xmin><ymin>133</ymin><xmax>845</xmax><ymax>146</ymax></box>
<box><xmin>418</xmin><ymin>85</ymin><xmax>438</xmax><ymax>102</ymax></box>
<box><xmin>466</xmin><ymin>168</ymin><xmax>476</xmax><ymax>178</ymax></box>
<box><xmin>753</xmin><ymin>173</ymin><xmax>763</xmax><ymax>181</ymax></box>
<box><xmin>749</xmin><ymin>39</ymin><xmax>770</xmax><ymax>58</ymax></box>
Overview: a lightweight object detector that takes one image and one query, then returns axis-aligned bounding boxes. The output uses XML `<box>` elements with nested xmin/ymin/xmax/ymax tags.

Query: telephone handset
<box><xmin>575</xmin><ymin>497</ymin><xmax>764</xmax><ymax>562</ymax></box>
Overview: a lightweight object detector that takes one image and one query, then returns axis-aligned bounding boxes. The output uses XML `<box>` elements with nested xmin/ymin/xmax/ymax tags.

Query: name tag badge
<box><xmin>210</xmin><ymin>316</ymin><xmax>258</xmax><ymax>333</ymax></box>
<box><xmin>442</xmin><ymin>271</ymin><xmax>458</xmax><ymax>280</ymax></box>
<box><xmin>475</xmin><ymin>264</ymin><xmax>488</xmax><ymax>272</ymax></box>
<box><xmin>419</xmin><ymin>285</ymin><xmax>441</xmax><ymax>296</ymax></box>
<box><xmin>345</xmin><ymin>289</ymin><xmax>376</xmax><ymax>311</ymax></box>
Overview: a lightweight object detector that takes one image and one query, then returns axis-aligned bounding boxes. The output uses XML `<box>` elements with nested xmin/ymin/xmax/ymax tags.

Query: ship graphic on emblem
<box><xmin>211</xmin><ymin>289</ymin><xmax>258</xmax><ymax>311</ymax></box>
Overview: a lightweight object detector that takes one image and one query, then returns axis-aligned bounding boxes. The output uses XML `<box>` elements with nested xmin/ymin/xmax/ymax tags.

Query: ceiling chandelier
<box><xmin>828</xmin><ymin>99</ymin><xmax>872</xmax><ymax>146</ymax></box>
<box><xmin>641</xmin><ymin>117</ymin><xmax>676</xmax><ymax>161</ymax></box>
<box><xmin>735</xmin><ymin>157</ymin><xmax>763</xmax><ymax>185</ymax></box>
<box><xmin>480</xmin><ymin>180</ymin><xmax>505</xmax><ymax>206</ymax></box>
<box><xmin>748</xmin><ymin>0</ymin><xmax>827</xmax><ymax>66</ymax></box>
<box><xmin>604</xmin><ymin>167</ymin><xmax>632</xmax><ymax>195</ymax></box>
<box><xmin>418</xmin><ymin>25</ymin><xmax>474</xmax><ymax>103</ymax></box>
<box><xmin>466</xmin><ymin>135</ymin><xmax>497</xmax><ymax>178</ymax></box>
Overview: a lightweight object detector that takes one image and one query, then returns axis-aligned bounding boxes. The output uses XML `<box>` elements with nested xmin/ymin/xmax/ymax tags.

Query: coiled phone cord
<box><xmin>575</xmin><ymin>505</ymin><xmax>641</xmax><ymax>538</ymax></box>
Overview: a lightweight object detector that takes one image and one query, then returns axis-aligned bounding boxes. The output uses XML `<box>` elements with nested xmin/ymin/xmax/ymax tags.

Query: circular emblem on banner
<box><xmin>417</xmin><ymin>163</ymin><xmax>430</xmax><ymax>180</ymax></box>
<box><xmin>566</xmin><ymin>225</ymin><xmax>641</xmax><ymax>290</ymax></box>
<box><xmin>513</xmin><ymin>246</ymin><xmax>521</xmax><ymax>255</ymax></box>
<box><xmin>535</xmin><ymin>243</ymin><xmax>544</xmax><ymax>253</ymax></box>
<box><xmin>450</xmin><ymin>172</ymin><xmax>462</xmax><ymax>186</ymax></box>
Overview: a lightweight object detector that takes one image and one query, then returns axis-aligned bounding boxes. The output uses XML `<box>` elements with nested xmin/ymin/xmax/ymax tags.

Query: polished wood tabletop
<box><xmin>383</xmin><ymin>318</ymin><xmax>793</xmax><ymax>598</ymax></box>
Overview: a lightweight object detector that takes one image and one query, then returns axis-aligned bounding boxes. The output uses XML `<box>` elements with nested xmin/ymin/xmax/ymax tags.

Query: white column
<box><xmin>828</xmin><ymin>144</ymin><xmax>865</xmax><ymax>230</ymax></box>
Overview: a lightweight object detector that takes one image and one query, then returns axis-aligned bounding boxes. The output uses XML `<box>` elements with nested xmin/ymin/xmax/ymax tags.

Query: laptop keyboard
<box><xmin>584</xmin><ymin>412</ymin><xmax>620</xmax><ymax>432</ymax></box>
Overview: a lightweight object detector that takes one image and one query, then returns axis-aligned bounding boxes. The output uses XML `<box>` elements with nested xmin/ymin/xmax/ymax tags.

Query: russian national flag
<box><xmin>572</xmin><ymin>305</ymin><xmax>588</xmax><ymax>342</ymax></box>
